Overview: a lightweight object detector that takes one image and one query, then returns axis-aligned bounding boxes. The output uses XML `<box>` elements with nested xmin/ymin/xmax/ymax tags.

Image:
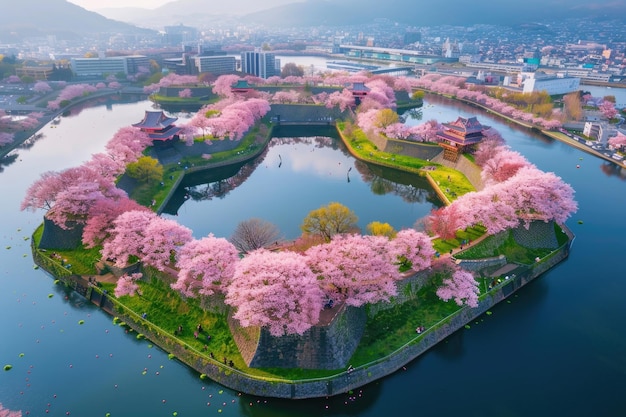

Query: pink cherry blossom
<box><xmin>436</xmin><ymin>269</ymin><xmax>479</xmax><ymax>307</ymax></box>
<box><xmin>225</xmin><ymin>249</ymin><xmax>324</xmax><ymax>336</ymax></box>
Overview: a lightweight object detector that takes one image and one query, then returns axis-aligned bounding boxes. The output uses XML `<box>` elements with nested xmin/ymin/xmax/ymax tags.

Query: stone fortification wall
<box><xmin>39</xmin><ymin>217</ymin><xmax>84</xmax><ymax>250</ymax></box>
<box><xmin>383</xmin><ymin>138</ymin><xmax>443</xmax><ymax>161</ymax></box>
<box><xmin>455</xmin><ymin>255</ymin><xmax>507</xmax><ymax>272</ymax></box>
<box><xmin>512</xmin><ymin>220</ymin><xmax>559</xmax><ymax>249</ymax></box>
<box><xmin>431</xmin><ymin>152</ymin><xmax>484</xmax><ymax>191</ymax></box>
<box><xmin>230</xmin><ymin>305</ymin><xmax>366</xmax><ymax>370</ymax></box>
<box><xmin>267</xmin><ymin>104</ymin><xmax>349</xmax><ymax>122</ymax></box>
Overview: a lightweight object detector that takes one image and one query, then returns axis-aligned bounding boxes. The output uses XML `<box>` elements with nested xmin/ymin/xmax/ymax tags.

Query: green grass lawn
<box><xmin>351</xmin><ymin>285</ymin><xmax>461</xmax><ymax>364</ymax></box>
<box><xmin>454</xmin><ymin>223</ymin><xmax>568</xmax><ymax>265</ymax></box>
<box><xmin>32</xmin><ymin>224</ymin><xmax>101</xmax><ymax>275</ymax></box>
<box><xmin>432</xmin><ymin>225</ymin><xmax>486</xmax><ymax>255</ymax></box>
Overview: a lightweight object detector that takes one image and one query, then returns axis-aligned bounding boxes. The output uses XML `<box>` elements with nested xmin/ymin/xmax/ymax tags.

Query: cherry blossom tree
<box><xmin>599</xmin><ymin>100</ymin><xmax>619</xmax><ymax>120</ymax></box>
<box><xmin>114</xmin><ymin>272</ymin><xmax>143</xmax><ymax>297</ymax></box>
<box><xmin>143</xmin><ymin>73</ymin><xmax>198</xmax><ymax>94</ymax></box>
<box><xmin>0</xmin><ymin>132</ymin><xmax>13</xmax><ymax>147</ymax></box>
<box><xmin>407</xmin><ymin>119</ymin><xmax>442</xmax><ymax>142</ymax></box>
<box><xmin>480</xmin><ymin>146</ymin><xmax>532</xmax><ymax>185</ymax></box>
<box><xmin>140</xmin><ymin>216</ymin><xmax>194</xmax><ymax>271</ymax></box>
<box><xmin>388</xmin><ymin>228</ymin><xmax>435</xmax><ymax>271</ymax></box>
<box><xmin>178</xmin><ymin>88</ymin><xmax>192</xmax><ymax>98</ymax></box>
<box><xmin>101</xmin><ymin>210</ymin><xmax>192</xmax><ymax>270</ymax></box>
<box><xmin>426</xmin><ymin>205</ymin><xmax>464</xmax><ymax>240</ymax></box>
<box><xmin>105</xmin><ymin>127</ymin><xmax>153</xmax><ymax>164</ymax></box>
<box><xmin>324</xmin><ymin>88</ymin><xmax>355</xmax><ymax>111</ymax></box>
<box><xmin>436</xmin><ymin>269</ymin><xmax>479</xmax><ymax>308</ymax></box>
<box><xmin>82</xmin><ymin>196</ymin><xmax>149</xmax><ymax>248</ymax></box>
<box><xmin>108</xmin><ymin>81</ymin><xmax>122</xmax><ymax>90</ymax></box>
<box><xmin>45</xmin><ymin>181</ymin><xmax>125</xmax><ymax>230</ymax></box>
<box><xmin>271</xmin><ymin>90</ymin><xmax>302</xmax><ymax>104</ymax></box>
<box><xmin>608</xmin><ymin>131</ymin><xmax>626</xmax><ymax>150</ymax></box>
<box><xmin>193</xmin><ymin>98</ymin><xmax>270</xmax><ymax>140</ymax></box>
<box><xmin>171</xmin><ymin>234</ymin><xmax>239</xmax><ymax>298</ymax></box>
<box><xmin>305</xmin><ymin>234</ymin><xmax>401</xmax><ymax>307</ymax></box>
<box><xmin>33</xmin><ymin>81</ymin><xmax>52</xmax><ymax>94</ymax></box>
<box><xmin>212</xmin><ymin>74</ymin><xmax>241</xmax><ymax>98</ymax></box>
<box><xmin>21</xmin><ymin>164</ymin><xmax>120</xmax><ymax>219</ymax></box>
<box><xmin>225</xmin><ymin>249</ymin><xmax>325</xmax><ymax>337</ymax></box>
<box><xmin>499</xmin><ymin>166</ymin><xmax>578</xmax><ymax>227</ymax></box>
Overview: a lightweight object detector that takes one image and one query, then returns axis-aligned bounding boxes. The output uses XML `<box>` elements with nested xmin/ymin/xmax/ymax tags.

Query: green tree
<box><xmin>126</xmin><ymin>156</ymin><xmax>163</xmax><ymax>185</ymax></box>
<box><xmin>301</xmin><ymin>202</ymin><xmax>359</xmax><ymax>242</ymax></box>
<box><xmin>366</xmin><ymin>221</ymin><xmax>396</xmax><ymax>238</ymax></box>
<box><xmin>412</xmin><ymin>90</ymin><xmax>425</xmax><ymax>100</ymax></box>
<box><xmin>376</xmin><ymin>108</ymin><xmax>399</xmax><ymax>129</ymax></box>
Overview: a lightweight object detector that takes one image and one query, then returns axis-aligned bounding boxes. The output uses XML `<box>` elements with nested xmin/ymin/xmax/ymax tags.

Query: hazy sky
<box><xmin>68</xmin><ymin>0</ymin><xmax>173</xmax><ymax>10</ymax></box>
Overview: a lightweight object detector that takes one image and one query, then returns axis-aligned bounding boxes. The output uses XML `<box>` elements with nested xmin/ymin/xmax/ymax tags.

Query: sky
<box><xmin>68</xmin><ymin>0</ymin><xmax>173</xmax><ymax>10</ymax></box>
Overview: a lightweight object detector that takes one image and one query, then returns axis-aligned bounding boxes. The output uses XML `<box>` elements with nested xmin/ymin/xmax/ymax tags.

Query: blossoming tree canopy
<box><xmin>305</xmin><ymin>234</ymin><xmax>401</xmax><ymax>307</ymax></box>
<box><xmin>82</xmin><ymin>196</ymin><xmax>150</xmax><ymax>248</ymax></box>
<box><xmin>436</xmin><ymin>269</ymin><xmax>479</xmax><ymax>308</ymax></box>
<box><xmin>171</xmin><ymin>234</ymin><xmax>240</xmax><ymax>298</ymax></box>
<box><xmin>225</xmin><ymin>249</ymin><xmax>325</xmax><ymax>337</ymax></box>
<box><xmin>114</xmin><ymin>272</ymin><xmax>142</xmax><ymax>297</ymax></box>
<box><xmin>388</xmin><ymin>228</ymin><xmax>436</xmax><ymax>271</ymax></box>
<box><xmin>101</xmin><ymin>210</ymin><xmax>192</xmax><ymax>271</ymax></box>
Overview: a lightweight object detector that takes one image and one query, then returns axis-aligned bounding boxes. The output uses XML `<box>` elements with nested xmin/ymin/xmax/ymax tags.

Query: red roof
<box><xmin>132</xmin><ymin>111</ymin><xmax>178</xmax><ymax>130</ymax></box>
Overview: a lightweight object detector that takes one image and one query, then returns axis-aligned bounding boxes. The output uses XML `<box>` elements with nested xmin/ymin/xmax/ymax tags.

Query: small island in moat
<box><xmin>25</xmin><ymin>72</ymin><xmax>577</xmax><ymax>399</ymax></box>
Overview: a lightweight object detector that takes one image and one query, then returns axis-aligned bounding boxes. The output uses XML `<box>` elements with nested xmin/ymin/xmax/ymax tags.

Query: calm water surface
<box><xmin>1</xmin><ymin>88</ymin><xmax>626</xmax><ymax>416</ymax></box>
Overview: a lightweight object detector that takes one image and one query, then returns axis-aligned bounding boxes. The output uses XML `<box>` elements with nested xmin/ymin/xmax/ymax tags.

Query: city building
<box><xmin>583</xmin><ymin>121</ymin><xmax>616</xmax><ymax>145</ymax></box>
<box><xmin>339</xmin><ymin>45</ymin><xmax>458</xmax><ymax>65</ymax></box>
<box><xmin>519</xmin><ymin>71</ymin><xmax>580</xmax><ymax>95</ymax></box>
<box><xmin>15</xmin><ymin>65</ymin><xmax>54</xmax><ymax>80</ymax></box>
<box><xmin>194</xmin><ymin>55</ymin><xmax>236</xmax><ymax>75</ymax></box>
<box><xmin>241</xmin><ymin>50</ymin><xmax>279</xmax><ymax>79</ymax></box>
<box><xmin>70</xmin><ymin>55</ymin><xmax>150</xmax><ymax>77</ymax></box>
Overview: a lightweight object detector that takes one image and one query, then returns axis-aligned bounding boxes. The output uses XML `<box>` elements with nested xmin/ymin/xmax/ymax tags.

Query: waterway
<box><xmin>1</xmin><ymin>88</ymin><xmax>626</xmax><ymax>417</ymax></box>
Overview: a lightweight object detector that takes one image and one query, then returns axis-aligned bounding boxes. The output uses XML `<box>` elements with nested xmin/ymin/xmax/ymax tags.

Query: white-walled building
<box><xmin>520</xmin><ymin>71</ymin><xmax>580</xmax><ymax>95</ymax></box>
<box><xmin>583</xmin><ymin>121</ymin><xmax>616</xmax><ymax>145</ymax></box>
<box><xmin>70</xmin><ymin>55</ymin><xmax>149</xmax><ymax>77</ymax></box>
<box><xmin>194</xmin><ymin>55</ymin><xmax>236</xmax><ymax>75</ymax></box>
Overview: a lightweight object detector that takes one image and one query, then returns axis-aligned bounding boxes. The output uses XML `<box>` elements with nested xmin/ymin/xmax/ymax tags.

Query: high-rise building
<box><xmin>241</xmin><ymin>50</ymin><xmax>279</xmax><ymax>79</ymax></box>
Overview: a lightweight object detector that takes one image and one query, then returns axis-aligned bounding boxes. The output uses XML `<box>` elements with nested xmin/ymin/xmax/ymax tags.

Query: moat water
<box><xmin>1</xmin><ymin>90</ymin><xmax>626</xmax><ymax>416</ymax></box>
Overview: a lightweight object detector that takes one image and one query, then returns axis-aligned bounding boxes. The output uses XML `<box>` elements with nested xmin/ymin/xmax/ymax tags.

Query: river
<box><xmin>1</xmin><ymin>82</ymin><xmax>626</xmax><ymax>416</ymax></box>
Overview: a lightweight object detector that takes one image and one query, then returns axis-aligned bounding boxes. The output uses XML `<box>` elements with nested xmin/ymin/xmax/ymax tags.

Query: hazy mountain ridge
<box><xmin>244</xmin><ymin>0</ymin><xmax>626</xmax><ymax>27</ymax></box>
<box><xmin>96</xmin><ymin>0</ymin><xmax>626</xmax><ymax>30</ymax></box>
<box><xmin>0</xmin><ymin>0</ymin><xmax>154</xmax><ymax>40</ymax></box>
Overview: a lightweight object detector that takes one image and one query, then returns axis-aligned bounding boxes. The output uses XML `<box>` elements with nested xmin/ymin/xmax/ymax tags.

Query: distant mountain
<box><xmin>0</xmin><ymin>0</ymin><xmax>153</xmax><ymax>41</ymax></box>
<box><xmin>97</xmin><ymin>0</ymin><xmax>302</xmax><ymax>28</ymax></box>
<box><xmin>244</xmin><ymin>0</ymin><xmax>626</xmax><ymax>27</ymax></box>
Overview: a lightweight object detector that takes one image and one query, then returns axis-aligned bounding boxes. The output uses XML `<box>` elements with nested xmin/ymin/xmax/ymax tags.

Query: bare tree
<box><xmin>230</xmin><ymin>218</ymin><xmax>282</xmax><ymax>253</ymax></box>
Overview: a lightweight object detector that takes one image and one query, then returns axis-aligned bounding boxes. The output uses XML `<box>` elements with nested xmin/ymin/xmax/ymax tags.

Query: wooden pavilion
<box><xmin>436</xmin><ymin>116</ymin><xmax>486</xmax><ymax>162</ymax></box>
<box><xmin>132</xmin><ymin>110</ymin><xmax>181</xmax><ymax>142</ymax></box>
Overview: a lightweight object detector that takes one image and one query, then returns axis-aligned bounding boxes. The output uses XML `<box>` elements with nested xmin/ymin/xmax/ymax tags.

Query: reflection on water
<box><xmin>164</xmin><ymin>136</ymin><xmax>440</xmax><ymax>240</ymax></box>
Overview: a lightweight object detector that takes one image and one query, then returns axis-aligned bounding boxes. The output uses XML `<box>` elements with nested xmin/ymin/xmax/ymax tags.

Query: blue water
<box><xmin>1</xmin><ymin>89</ymin><xmax>626</xmax><ymax>417</ymax></box>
